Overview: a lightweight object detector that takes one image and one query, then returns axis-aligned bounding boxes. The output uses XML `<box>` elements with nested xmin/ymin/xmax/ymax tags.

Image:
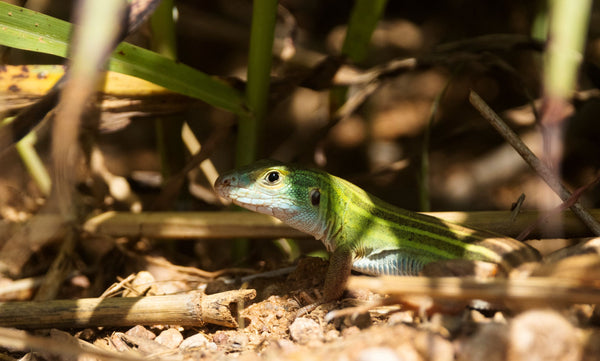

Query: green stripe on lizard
<box><xmin>214</xmin><ymin>160</ymin><xmax>540</xmax><ymax>308</ymax></box>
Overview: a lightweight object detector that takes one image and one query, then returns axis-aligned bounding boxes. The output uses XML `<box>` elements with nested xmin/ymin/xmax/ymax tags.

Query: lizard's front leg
<box><xmin>297</xmin><ymin>247</ymin><xmax>353</xmax><ymax>316</ymax></box>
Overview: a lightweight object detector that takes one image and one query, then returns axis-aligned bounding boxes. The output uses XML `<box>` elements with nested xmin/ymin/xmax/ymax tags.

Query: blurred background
<box><xmin>1</xmin><ymin>0</ymin><xmax>600</xmax><ymax>272</ymax></box>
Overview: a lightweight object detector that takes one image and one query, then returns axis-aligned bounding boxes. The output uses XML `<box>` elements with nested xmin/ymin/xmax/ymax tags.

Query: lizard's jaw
<box><xmin>230</xmin><ymin>198</ymin><xmax>278</xmax><ymax>217</ymax></box>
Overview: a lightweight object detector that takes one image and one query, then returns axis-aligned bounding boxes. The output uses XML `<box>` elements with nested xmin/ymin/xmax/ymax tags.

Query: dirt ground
<box><xmin>2</xmin><ymin>245</ymin><xmax>598</xmax><ymax>361</ymax></box>
<box><xmin>2</xmin><ymin>1</ymin><xmax>600</xmax><ymax>360</ymax></box>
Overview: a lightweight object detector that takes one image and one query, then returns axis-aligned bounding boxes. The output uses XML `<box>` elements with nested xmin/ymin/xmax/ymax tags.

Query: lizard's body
<box><xmin>214</xmin><ymin>160</ymin><xmax>540</xmax><ymax>305</ymax></box>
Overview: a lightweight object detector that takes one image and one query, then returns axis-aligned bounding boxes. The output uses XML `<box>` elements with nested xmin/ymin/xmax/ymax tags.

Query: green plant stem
<box><xmin>330</xmin><ymin>0</ymin><xmax>387</xmax><ymax>115</ymax></box>
<box><xmin>341</xmin><ymin>0</ymin><xmax>388</xmax><ymax>63</ymax></box>
<box><xmin>235</xmin><ymin>0</ymin><xmax>278</xmax><ymax>167</ymax></box>
<box><xmin>16</xmin><ymin>131</ymin><xmax>51</xmax><ymax>196</ymax></box>
<box><xmin>150</xmin><ymin>0</ymin><xmax>182</xmax><ymax>182</ymax></box>
<box><xmin>150</xmin><ymin>0</ymin><xmax>177</xmax><ymax>60</ymax></box>
<box><xmin>233</xmin><ymin>0</ymin><xmax>278</xmax><ymax>262</ymax></box>
<box><xmin>544</xmin><ymin>0</ymin><xmax>591</xmax><ymax>98</ymax></box>
<box><xmin>419</xmin><ymin>72</ymin><xmax>456</xmax><ymax>212</ymax></box>
<box><xmin>1</xmin><ymin>116</ymin><xmax>50</xmax><ymax>196</ymax></box>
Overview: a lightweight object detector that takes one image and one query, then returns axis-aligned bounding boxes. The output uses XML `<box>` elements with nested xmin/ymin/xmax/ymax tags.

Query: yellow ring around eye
<box><xmin>261</xmin><ymin>170</ymin><xmax>285</xmax><ymax>189</ymax></box>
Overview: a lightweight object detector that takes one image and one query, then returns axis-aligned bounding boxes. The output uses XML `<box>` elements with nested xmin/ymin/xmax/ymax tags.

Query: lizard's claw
<box><xmin>296</xmin><ymin>301</ymin><xmax>324</xmax><ymax>317</ymax></box>
<box><xmin>295</xmin><ymin>290</ymin><xmax>326</xmax><ymax>317</ymax></box>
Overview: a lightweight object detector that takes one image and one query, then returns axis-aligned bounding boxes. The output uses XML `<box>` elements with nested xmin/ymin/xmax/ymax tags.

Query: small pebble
<box><xmin>387</xmin><ymin>311</ymin><xmax>414</xmax><ymax>325</ymax></box>
<box><xmin>109</xmin><ymin>332</ymin><xmax>131</xmax><ymax>352</ymax></box>
<box><xmin>413</xmin><ymin>328</ymin><xmax>454</xmax><ymax>361</ymax></box>
<box><xmin>456</xmin><ymin>322</ymin><xmax>508</xmax><ymax>361</ymax></box>
<box><xmin>125</xmin><ymin>325</ymin><xmax>155</xmax><ymax>340</ymax></box>
<box><xmin>155</xmin><ymin>328</ymin><xmax>183</xmax><ymax>349</ymax></box>
<box><xmin>213</xmin><ymin>331</ymin><xmax>248</xmax><ymax>352</ymax></box>
<box><xmin>342</xmin><ymin>311</ymin><xmax>372</xmax><ymax>329</ymax></box>
<box><xmin>289</xmin><ymin>317</ymin><xmax>323</xmax><ymax>344</ymax></box>
<box><xmin>509</xmin><ymin>309</ymin><xmax>581</xmax><ymax>361</ymax></box>
<box><xmin>271</xmin><ymin>339</ymin><xmax>297</xmax><ymax>353</ymax></box>
<box><xmin>340</xmin><ymin>325</ymin><xmax>361</xmax><ymax>337</ymax></box>
<box><xmin>324</xmin><ymin>329</ymin><xmax>340</xmax><ymax>342</ymax></box>
<box><xmin>123</xmin><ymin>271</ymin><xmax>156</xmax><ymax>296</ymax></box>
<box><xmin>180</xmin><ymin>333</ymin><xmax>210</xmax><ymax>350</ymax></box>
<box><xmin>356</xmin><ymin>347</ymin><xmax>400</xmax><ymax>361</ymax></box>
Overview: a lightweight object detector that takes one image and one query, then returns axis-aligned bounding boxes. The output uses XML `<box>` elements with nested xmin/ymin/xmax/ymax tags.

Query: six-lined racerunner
<box><xmin>214</xmin><ymin>160</ymin><xmax>541</xmax><ymax>309</ymax></box>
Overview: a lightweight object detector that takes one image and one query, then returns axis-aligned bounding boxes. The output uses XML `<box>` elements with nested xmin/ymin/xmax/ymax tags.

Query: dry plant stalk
<box><xmin>0</xmin><ymin>327</ymin><xmax>146</xmax><ymax>361</ymax></box>
<box><xmin>82</xmin><ymin>209</ymin><xmax>600</xmax><ymax>240</ymax></box>
<box><xmin>84</xmin><ymin>211</ymin><xmax>307</xmax><ymax>239</ymax></box>
<box><xmin>469</xmin><ymin>90</ymin><xmax>600</xmax><ymax>236</ymax></box>
<box><xmin>348</xmin><ymin>272</ymin><xmax>600</xmax><ymax>309</ymax></box>
<box><xmin>0</xmin><ymin>289</ymin><xmax>256</xmax><ymax>329</ymax></box>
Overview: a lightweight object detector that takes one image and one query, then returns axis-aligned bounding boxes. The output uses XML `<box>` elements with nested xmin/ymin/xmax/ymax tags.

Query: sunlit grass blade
<box><xmin>544</xmin><ymin>0</ymin><xmax>591</xmax><ymax>98</ymax></box>
<box><xmin>0</xmin><ymin>2</ymin><xmax>247</xmax><ymax>116</ymax></box>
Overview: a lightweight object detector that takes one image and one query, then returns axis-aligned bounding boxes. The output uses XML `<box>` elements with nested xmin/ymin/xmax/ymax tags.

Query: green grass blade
<box><xmin>109</xmin><ymin>44</ymin><xmax>246</xmax><ymax>116</ymax></box>
<box><xmin>150</xmin><ymin>0</ymin><xmax>182</xmax><ymax>180</ymax></box>
<box><xmin>232</xmin><ymin>0</ymin><xmax>279</xmax><ymax>263</ymax></box>
<box><xmin>544</xmin><ymin>0</ymin><xmax>591</xmax><ymax>98</ymax></box>
<box><xmin>342</xmin><ymin>0</ymin><xmax>388</xmax><ymax>63</ymax></box>
<box><xmin>235</xmin><ymin>0</ymin><xmax>278</xmax><ymax>166</ymax></box>
<box><xmin>0</xmin><ymin>5</ymin><xmax>70</xmax><ymax>56</ymax></box>
<box><xmin>0</xmin><ymin>2</ymin><xmax>247</xmax><ymax>116</ymax></box>
<box><xmin>330</xmin><ymin>0</ymin><xmax>387</xmax><ymax>113</ymax></box>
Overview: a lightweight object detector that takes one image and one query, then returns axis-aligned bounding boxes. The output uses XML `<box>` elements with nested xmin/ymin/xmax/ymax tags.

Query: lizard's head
<box><xmin>214</xmin><ymin>160</ymin><xmax>332</xmax><ymax>238</ymax></box>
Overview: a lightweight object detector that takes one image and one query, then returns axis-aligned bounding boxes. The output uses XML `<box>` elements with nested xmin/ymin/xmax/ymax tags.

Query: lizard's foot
<box><xmin>295</xmin><ymin>290</ymin><xmax>326</xmax><ymax>317</ymax></box>
<box><xmin>296</xmin><ymin>301</ymin><xmax>324</xmax><ymax>317</ymax></box>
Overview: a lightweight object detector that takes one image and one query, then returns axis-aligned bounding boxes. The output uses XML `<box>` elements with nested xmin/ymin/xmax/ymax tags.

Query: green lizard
<box><xmin>214</xmin><ymin>160</ymin><xmax>540</xmax><ymax>309</ymax></box>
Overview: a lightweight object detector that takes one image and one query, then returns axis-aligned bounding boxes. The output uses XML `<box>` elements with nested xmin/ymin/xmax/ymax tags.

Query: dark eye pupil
<box><xmin>310</xmin><ymin>189</ymin><xmax>320</xmax><ymax>206</ymax></box>
<box><xmin>267</xmin><ymin>171</ymin><xmax>279</xmax><ymax>183</ymax></box>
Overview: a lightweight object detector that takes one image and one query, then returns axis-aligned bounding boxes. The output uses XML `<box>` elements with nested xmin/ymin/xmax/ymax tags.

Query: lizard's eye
<box><xmin>265</xmin><ymin>170</ymin><xmax>280</xmax><ymax>184</ymax></box>
<box><xmin>310</xmin><ymin>189</ymin><xmax>320</xmax><ymax>206</ymax></box>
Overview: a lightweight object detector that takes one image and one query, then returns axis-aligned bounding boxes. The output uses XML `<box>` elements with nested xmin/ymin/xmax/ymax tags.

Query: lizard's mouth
<box><xmin>213</xmin><ymin>174</ymin><xmax>241</xmax><ymax>199</ymax></box>
<box><xmin>213</xmin><ymin>180</ymin><xmax>230</xmax><ymax>199</ymax></box>
<box><xmin>214</xmin><ymin>179</ymin><xmax>278</xmax><ymax>217</ymax></box>
<box><xmin>232</xmin><ymin>198</ymin><xmax>278</xmax><ymax>217</ymax></box>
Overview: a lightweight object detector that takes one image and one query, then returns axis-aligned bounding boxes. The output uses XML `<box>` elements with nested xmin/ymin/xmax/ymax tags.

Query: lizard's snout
<box><xmin>214</xmin><ymin>173</ymin><xmax>241</xmax><ymax>199</ymax></box>
<box><xmin>214</xmin><ymin>175</ymin><xmax>230</xmax><ymax>197</ymax></box>
<box><xmin>215</xmin><ymin>174</ymin><xmax>237</xmax><ymax>187</ymax></box>
<box><xmin>217</xmin><ymin>176</ymin><xmax>231</xmax><ymax>186</ymax></box>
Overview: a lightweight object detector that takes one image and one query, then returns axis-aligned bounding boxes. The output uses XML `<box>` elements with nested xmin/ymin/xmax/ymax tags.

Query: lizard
<box><xmin>213</xmin><ymin>159</ymin><xmax>541</xmax><ymax>311</ymax></box>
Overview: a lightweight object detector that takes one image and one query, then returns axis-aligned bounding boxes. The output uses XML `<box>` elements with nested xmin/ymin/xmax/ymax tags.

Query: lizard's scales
<box><xmin>214</xmin><ymin>160</ymin><xmax>541</xmax><ymax>303</ymax></box>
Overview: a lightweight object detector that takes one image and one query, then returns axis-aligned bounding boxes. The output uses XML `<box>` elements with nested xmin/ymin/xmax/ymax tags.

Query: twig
<box><xmin>517</xmin><ymin>173</ymin><xmax>600</xmax><ymax>240</ymax></box>
<box><xmin>33</xmin><ymin>227</ymin><xmax>78</xmax><ymax>301</ymax></box>
<box><xmin>134</xmin><ymin>253</ymin><xmax>256</xmax><ymax>279</ymax></box>
<box><xmin>314</xmin><ymin>80</ymin><xmax>381</xmax><ymax>165</ymax></box>
<box><xmin>469</xmin><ymin>90</ymin><xmax>600</xmax><ymax>236</ymax></box>
<box><xmin>82</xmin><ymin>209</ymin><xmax>600</xmax><ymax>240</ymax></box>
<box><xmin>0</xmin><ymin>214</ymin><xmax>67</xmax><ymax>276</ymax></box>
<box><xmin>232</xmin><ymin>266</ymin><xmax>297</xmax><ymax>284</ymax></box>
<box><xmin>83</xmin><ymin>211</ymin><xmax>307</xmax><ymax>239</ymax></box>
<box><xmin>510</xmin><ymin>193</ymin><xmax>526</xmax><ymax>222</ymax></box>
<box><xmin>0</xmin><ymin>327</ymin><xmax>147</xmax><ymax>361</ymax></box>
<box><xmin>0</xmin><ymin>290</ymin><xmax>256</xmax><ymax>329</ymax></box>
<box><xmin>100</xmin><ymin>273</ymin><xmax>137</xmax><ymax>298</ymax></box>
<box><xmin>348</xmin><ymin>274</ymin><xmax>600</xmax><ymax>307</ymax></box>
<box><xmin>90</xmin><ymin>146</ymin><xmax>142</xmax><ymax>212</ymax></box>
<box><xmin>0</xmin><ymin>276</ymin><xmax>43</xmax><ymax>299</ymax></box>
<box><xmin>152</xmin><ymin>123</ymin><xmax>232</xmax><ymax>210</ymax></box>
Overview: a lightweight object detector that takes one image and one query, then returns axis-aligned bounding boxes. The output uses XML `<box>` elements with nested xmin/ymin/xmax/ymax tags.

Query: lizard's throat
<box><xmin>272</xmin><ymin>209</ymin><xmax>329</xmax><ymax>246</ymax></box>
